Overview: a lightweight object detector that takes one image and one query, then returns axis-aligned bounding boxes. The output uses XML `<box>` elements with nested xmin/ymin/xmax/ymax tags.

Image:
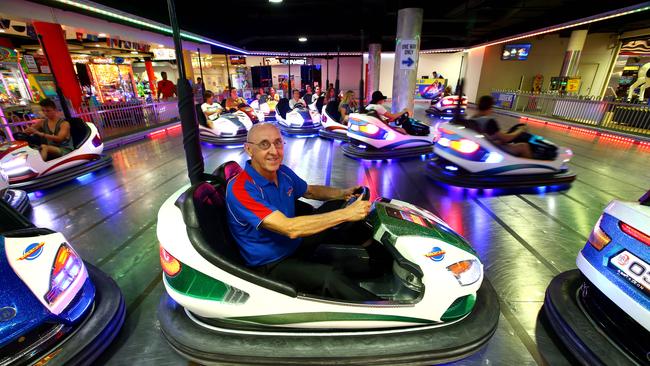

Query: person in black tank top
<box><xmin>473</xmin><ymin>96</ymin><xmax>532</xmax><ymax>158</ymax></box>
<box><xmin>24</xmin><ymin>98</ymin><xmax>74</xmax><ymax>161</ymax></box>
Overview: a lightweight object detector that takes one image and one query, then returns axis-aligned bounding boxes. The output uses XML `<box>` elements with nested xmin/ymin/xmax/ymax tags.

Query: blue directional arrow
<box><xmin>402</xmin><ymin>57</ymin><xmax>415</xmax><ymax>67</ymax></box>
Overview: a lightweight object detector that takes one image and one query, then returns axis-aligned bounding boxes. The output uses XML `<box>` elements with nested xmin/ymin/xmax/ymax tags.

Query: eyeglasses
<box><xmin>246</xmin><ymin>138</ymin><xmax>285</xmax><ymax>150</ymax></box>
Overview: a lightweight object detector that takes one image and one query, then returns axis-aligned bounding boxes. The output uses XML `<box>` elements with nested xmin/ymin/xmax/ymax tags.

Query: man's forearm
<box><xmin>263</xmin><ymin>209</ymin><xmax>348</xmax><ymax>239</ymax></box>
<box><xmin>304</xmin><ymin>185</ymin><xmax>344</xmax><ymax>201</ymax></box>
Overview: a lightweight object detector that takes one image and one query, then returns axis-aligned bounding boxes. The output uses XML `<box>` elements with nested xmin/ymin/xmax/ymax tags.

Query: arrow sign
<box><xmin>399</xmin><ymin>40</ymin><xmax>418</xmax><ymax>70</ymax></box>
<box><xmin>402</xmin><ymin>57</ymin><xmax>415</xmax><ymax>67</ymax></box>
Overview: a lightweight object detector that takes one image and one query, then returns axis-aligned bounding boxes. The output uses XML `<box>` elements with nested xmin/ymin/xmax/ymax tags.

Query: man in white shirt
<box><xmin>288</xmin><ymin>89</ymin><xmax>305</xmax><ymax>109</ymax></box>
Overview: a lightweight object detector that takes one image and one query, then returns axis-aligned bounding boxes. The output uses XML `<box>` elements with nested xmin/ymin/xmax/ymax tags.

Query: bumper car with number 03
<box><xmin>543</xmin><ymin>190</ymin><xmax>650</xmax><ymax>366</ymax></box>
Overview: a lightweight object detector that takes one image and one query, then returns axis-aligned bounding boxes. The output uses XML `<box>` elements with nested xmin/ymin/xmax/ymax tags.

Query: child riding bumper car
<box><xmin>0</xmin><ymin>119</ymin><xmax>112</xmax><ymax>190</ymax></box>
<box><xmin>426</xmin><ymin>121</ymin><xmax>576</xmax><ymax>189</ymax></box>
<box><xmin>342</xmin><ymin>112</ymin><xmax>434</xmax><ymax>160</ymax></box>
<box><xmin>198</xmin><ymin>103</ymin><xmax>258</xmax><ymax>146</ymax></box>
<box><xmin>275</xmin><ymin>98</ymin><xmax>322</xmax><ymax>136</ymax></box>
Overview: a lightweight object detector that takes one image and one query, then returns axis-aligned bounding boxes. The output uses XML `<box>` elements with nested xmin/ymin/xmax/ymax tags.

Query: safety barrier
<box><xmin>0</xmin><ymin>100</ymin><xmax>180</xmax><ymax>144</ymax></box>
<box><xmin>490</xmin><ymin>91</ymin><xmax>650</xmax><ymax>137</ymax></box>
<box><xmin>74</xmin><ymin>100</ymin><xmax>180</xmax><ymax>139</ymax></box>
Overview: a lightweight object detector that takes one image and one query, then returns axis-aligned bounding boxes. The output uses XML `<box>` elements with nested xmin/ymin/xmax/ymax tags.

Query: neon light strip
<box><xmin>468</xmin><ymin>3</ymin><xmax>650</xmax><ymax>50</ymax></box>
<box><xmin>520</xmin><ymin>116</ymin><xmax>650</xmax><ymax>146</ymax></box>
<box><xmin>53</xmin><ymin>0</ymin><xmax>248</xmax><ymax>54</ymax></box>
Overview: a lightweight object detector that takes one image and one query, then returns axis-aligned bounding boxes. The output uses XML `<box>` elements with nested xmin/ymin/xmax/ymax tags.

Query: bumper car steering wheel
<box><xmin>13</xmin><ymin>132</ymin><xmax>43</xmax><ymax>148</ymax></box>
<box><xmin>335</xmin><ymin>186</ymin><xmax>371</xmax><ymax>231</ymax></box>
<box><xmin>395</xmin><ymin>112</ymin><xmax>410</xmax><ymax>126</ymax></box>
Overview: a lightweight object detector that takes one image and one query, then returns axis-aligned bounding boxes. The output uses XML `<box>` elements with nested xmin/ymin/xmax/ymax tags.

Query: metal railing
<box><xmin>74</xmin><ymin>100</ymin><xmax>180</xmax><ymax>139</ymax></box>
<box><xmin>491</xmin><ymin>91</ymin><xmax>650</xmax><ymax>137</ymax></box>
<box><xmin>0</xmin><ymin>100</ymin><xmax>180</xmax><ymax>144</ymax></box>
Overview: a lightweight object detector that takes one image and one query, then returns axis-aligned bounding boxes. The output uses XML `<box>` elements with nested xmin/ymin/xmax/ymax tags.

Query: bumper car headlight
<box><xmin>45</xmin><ymin>244</ymin><xmax>83</xmax><ymax>305</ymax></box>
<box><xmin>0</xmin><ymin>152</ymin><xmax>29</xmax><ymax>176</ymax></box>
<box><xmin>447</xmin><ymin>259</ymin><xmax>481</xmax><ymax>286</ymax></box>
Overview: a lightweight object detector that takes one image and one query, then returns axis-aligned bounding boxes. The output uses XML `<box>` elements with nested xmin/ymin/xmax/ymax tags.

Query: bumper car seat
<box><xmin>276</xmin><ymin>98</ymin><xmax>291</xmax><ymax>120</ymax></box>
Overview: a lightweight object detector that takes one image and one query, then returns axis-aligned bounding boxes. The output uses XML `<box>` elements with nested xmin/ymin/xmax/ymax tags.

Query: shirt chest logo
<box><xmin>287</xmin><ymin>187</ymin><xmax>293</xmax><ymax>197</ymax></box>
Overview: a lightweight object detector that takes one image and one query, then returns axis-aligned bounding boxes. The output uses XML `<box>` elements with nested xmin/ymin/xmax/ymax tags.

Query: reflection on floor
<box><xmin>26</xmin><ymin>105</ymin><xmax>650</xmax><ymax>365</ymax></box>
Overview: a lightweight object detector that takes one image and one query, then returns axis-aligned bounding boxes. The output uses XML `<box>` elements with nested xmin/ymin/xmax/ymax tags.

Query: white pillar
<box><xmin>367</xmin><ymin>43</ymin><xmax>381</xmax><ymax>103</ymax></box>
<box><xmin>560</xmin><ymin>29</ymin><xmax>588</xmax><ymax>77</ymax></box>
<box><xmin>391</xmin><ymin>7</ymin><xmax>423</xmax><ymax>114</ymax></box>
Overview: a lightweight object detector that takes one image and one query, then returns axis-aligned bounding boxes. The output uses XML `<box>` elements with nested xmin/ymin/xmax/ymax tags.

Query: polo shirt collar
<box><xmin>245</xmin><ymin>160</ymin><xmax>278</xmax><ymax>187</ymax></box>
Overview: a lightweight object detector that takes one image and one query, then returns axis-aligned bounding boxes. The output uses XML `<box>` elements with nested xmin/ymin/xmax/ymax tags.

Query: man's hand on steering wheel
<box><xmin>343</xmin><ymin>199</ymin><xmax>372</xmax><ymax>222</ymax></box>
<box><xmin>342</xmin><ymin>185</ymin><xmax>363</xmax><ymax>201</ymax></box>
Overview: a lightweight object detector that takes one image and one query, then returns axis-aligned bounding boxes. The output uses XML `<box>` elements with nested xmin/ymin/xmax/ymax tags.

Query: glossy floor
<box><xmin>25</xmin><ymin>106</ymin><xmax>650</xmax><ymax>365</ymax></box>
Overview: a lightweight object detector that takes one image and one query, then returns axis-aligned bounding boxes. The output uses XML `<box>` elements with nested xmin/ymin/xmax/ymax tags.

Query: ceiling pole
<box><xmin>358</xmin><ymin>29</ymin><xmax>365</xmax><ymax>108</ymax></box>
<box><xmin>166</xmin><ymin>0</ymin><xmax>204</xmax><ymax>185</ymax></box>
<box><xmin>224</xmin><ymin>53</ymin><xmax>232</xmax><ymax>89</ymax></box>
<box><xmin>335</xmin><ymin>46</ymin><xmax>340</xmax><ymax>97</ymax></box>
<box><xmin>197</xmin><ymin>47</ymin><xmax>204</xmax><ymax>82</ymax></box>
<box><xmin>287</xmin><ymin>50</ymin><xmax>291</xmax><ymax>97</ymax></box>
<box><xmin>326</xmin><ymin>52</ymin><xmax>329</xmax><ymax>91</ymax></box>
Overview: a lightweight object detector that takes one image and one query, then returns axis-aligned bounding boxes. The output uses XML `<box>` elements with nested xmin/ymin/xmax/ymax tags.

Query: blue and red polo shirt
<box><xmin>226</xmin><ymin>161</ymin><xmax>308</xmax><ymax>266</ymax></box>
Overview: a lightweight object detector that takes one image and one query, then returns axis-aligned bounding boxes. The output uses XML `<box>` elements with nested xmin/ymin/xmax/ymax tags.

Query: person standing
<box><xmin>193</xmin><ymin>77</ymin><xmax>205</xmax><ymax>105</ymax></box>
<box><xmin>303</xmin><ymin>85</ymin><xmax>313</xmax><ymax>105</ymax></box>
<box><xmin>157</xmin><ymin>71</ymin><xmax>177</xmax><ymax>101</ymax></box>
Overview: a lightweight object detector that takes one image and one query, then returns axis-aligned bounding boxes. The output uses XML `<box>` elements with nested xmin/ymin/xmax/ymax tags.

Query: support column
<box><xmin>391</xmin><ymin>7</ymin><xmax>423</xmax><ymax>114</ymax></box>
<box><xmin>144</xmin><ymin>59</ymin><xmax>157</xmax><ymax>97</ymax></box>
<box><xmin>182</xmin><ymin>50</ymin><xmax>195</xmax><ymax>81</ymax></box>
<box><xmin>560</xmin><ymin>29</ymin><xmax>588</xmax><ymax>77</ymax></box>
<box><xmin>33</xmin><ymin>21</ymin><xmax>83</xmax><ymax>111</ymax></box>
<box><xmin>367</xmin><ymin>43</ymin><xmax>381</xmax><ymax>103</ymax></box>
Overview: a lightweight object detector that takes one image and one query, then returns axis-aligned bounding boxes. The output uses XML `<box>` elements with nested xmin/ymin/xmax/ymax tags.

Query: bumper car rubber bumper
<box><xmin>543</xmin><ymin>269</ymin><xmax>646</xmax><ymax>366</ymax></box>
<box><xmin>158</xmin><ymin>279</ymin><xmax>499</xmax><ymax>365</ymax></box>
<box><xmin>9</xmin><ymin>155</ymin><xmax>113</xmax><ymax>191</ymax></box>
<box><xmin>34</xmin><ymin>263</ymin><xmax>125</xmax><ymax>366</ymax></box>
<box><xmin>3</xmin><ymin>189</ymin><xmax>30</xmax><ymax>214</ymax></box>
<box><xmin>426</xmin><ymin>157</ymin><xmax>576</xmax><ymax>189</ymax></box>
<box><xmin>342</xmin><ymin>143</ymin><xmax>434</xmax><ymax>160</ymax></box>
<box><xmin>199</xmin><ymin>134</ymin><xmax>247</xmax><ymax>146</ymax></box>
<box><xmin>277</xmin><ymin>124</ymin><xmax>321</xmax><ymax>136</ymax></box>
<box><xmin>318</xmin><ymin>129</ymin><xmax>350</xmax><ymax>142</ymax></box>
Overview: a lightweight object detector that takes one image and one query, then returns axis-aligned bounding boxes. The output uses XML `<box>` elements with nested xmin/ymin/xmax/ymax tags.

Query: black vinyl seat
<box><xmin>69</xmin><ymin>117</ymin><xmax>91</xmax><ymax>149</ymax></box>
<box><xmin>176</xmin><ymin>165</ymin><xmax>297</xmax><ymax>297</ymax></box>
<box><xmin>276</xmin><ymin>98</ymin><xmax>291</xmax><ymax>119</ymax></box>
<box><xmin>325</xmin><ymin>101</ymin><xmax>341</xmax><ymax>122</ymax></box>
<box><xmin>314</xmin><ymin>96</ymin><xmax>325</xmax><ymax>114</ymax></box>
<box><xmin>196</xmin><ymin>104</ymin><xmax>208</xmax><ymax>127</ymax></box>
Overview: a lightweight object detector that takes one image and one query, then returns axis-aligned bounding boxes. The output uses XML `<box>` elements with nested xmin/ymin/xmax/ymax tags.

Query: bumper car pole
<box><xmin>166</xmin><ymin>0</ymin><xmax>204</xmax><ymax>185</ymax></box>
<box><xmin>358</xmin><ymin>29</ymin><xmax>365</xmax><ymax>109</ymax></box>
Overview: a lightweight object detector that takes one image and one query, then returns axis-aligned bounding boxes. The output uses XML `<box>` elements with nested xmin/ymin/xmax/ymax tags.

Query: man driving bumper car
<box><xmin>226</xmin><ymin>123</ymin><xmax>388</xmax><ymax>300</ymax></box>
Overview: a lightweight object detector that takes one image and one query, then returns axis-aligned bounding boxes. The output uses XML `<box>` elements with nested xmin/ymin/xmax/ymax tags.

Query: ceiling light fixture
<box><xmin>158</xmin><ymin>44</ymin><xmax>164</xmax><ymax>48</ymax></box>
<box><xmin>298</xmin><ymin>36</ymin><xmax>307</xmax><ymax>42</ymax></box>
<box><xmin>98</xmin><ymin>33</ymin><xmax>107</xmax><ymax>37</ymax></box>
<box><xmin>131</xmin><ymin>51</ymin><xmax>138</xmax><ymax>54</ymax></box>
<box><xmin>269</xmin><ymin>0</ymin><xmax>283</xmax><ymax>3</ymax></box>
<box><xmin>52</xmin><ymin>0</ymin><xmax>248</xmax><ymax>54</ymax></box>
<box><xmin>95</xmin><ymin>44</ymin><xmax>100</xmax><ymax>47</ymax></box>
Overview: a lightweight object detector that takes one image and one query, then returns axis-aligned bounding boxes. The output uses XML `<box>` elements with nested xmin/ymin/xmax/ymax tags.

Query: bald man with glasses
<box><xmin>226</xmin><ymin>123</ymin><xmax>385</xmax><ymax>300</ymax></box>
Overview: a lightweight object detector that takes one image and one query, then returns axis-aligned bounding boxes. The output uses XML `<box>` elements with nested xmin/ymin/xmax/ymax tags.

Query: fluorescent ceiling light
<box><xmin>98</xmin><ymin>33</ymin><xmax>107</xmax><ymax>37</ymax></box>
<box><xmin>298</xmin><ymin>37</ymin><xmax>307</xmax><ymax>42</ymax></box>
<box><xmin>131</xmin><ymin>51</ymin><xmax>138</xmax><ymax>54</ymax></box>
<box><xmin>269</xmin><ymin>0</ymin><xmax>283</xmax><ymax>3</ymax></box>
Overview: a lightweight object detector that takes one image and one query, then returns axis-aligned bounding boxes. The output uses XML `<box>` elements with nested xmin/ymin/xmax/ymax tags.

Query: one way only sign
<box><xmin>399</xmin><ymin>39</ymin><xmax>418</xmax><ymax>70</ymax></box>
